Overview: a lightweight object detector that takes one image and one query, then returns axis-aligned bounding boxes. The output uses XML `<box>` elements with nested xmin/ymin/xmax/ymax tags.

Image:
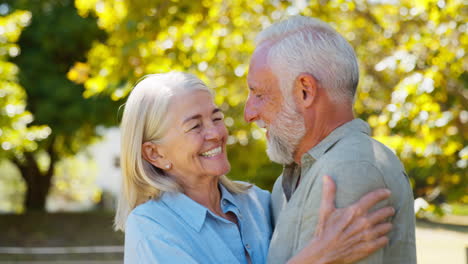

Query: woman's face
<box><xmin>158</xmin><ymin>90</ymin><xmax>230</xmax><ymax>184</ymax></box>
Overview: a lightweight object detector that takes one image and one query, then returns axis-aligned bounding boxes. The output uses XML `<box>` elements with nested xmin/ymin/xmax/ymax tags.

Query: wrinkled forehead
<box><xmin>248</xmin><ymin>44</ymin><xmax>280</xmax><ymax>92</ymax></box>
<box><xmin>249</xmin><ymin>44</ymin><xmax>271</xmax><ymax>75</ymax></box>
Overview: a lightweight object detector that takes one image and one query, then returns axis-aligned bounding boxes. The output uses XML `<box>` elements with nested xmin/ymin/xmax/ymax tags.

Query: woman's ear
<box><xmin>142</xmin><ymin>142</ymin><xmax>170</xmax><ymax>170</ymax></box>
<box><xmin>294</xmin><ymin>73</ymin><xmax>318</xmax><ymax>108</ymax></box>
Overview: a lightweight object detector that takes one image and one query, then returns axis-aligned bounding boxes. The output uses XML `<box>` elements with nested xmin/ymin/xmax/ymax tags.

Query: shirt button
<box><xmin>245</xmin><ymin>244</ymin><xmax>250</xmax><ymax>249</ymax></box>
<box><xmin>238</xmin><ymin>213</ymin><xmax>243</xmax><ymax>219</ymax></box>
<box><xmin>222</xmin><ymin>200</ymin><xmax>227</xmax><ymax>205</ymax></box>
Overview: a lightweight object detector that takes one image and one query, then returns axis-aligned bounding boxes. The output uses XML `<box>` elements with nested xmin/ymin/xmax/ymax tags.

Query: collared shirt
<box><xmin>124</xmin><ymin>183</ymin><xmax>272</xmax><ymax>264</ymax></box>
<box><xmin>268</xmin><ymin>119</ymin><xmax>417</xmax><ymax>264</ymax></box>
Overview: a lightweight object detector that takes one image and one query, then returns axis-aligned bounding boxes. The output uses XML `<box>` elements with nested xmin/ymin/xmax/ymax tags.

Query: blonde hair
<box><xmin>115</xmin><ymin>72</ymin><xmax>250</xmax><ymax>231</ymax></box>
<box><xmin>256</xmin><ymin>15</ymin><xmax>359</xmax><ymax>103</ymax></box>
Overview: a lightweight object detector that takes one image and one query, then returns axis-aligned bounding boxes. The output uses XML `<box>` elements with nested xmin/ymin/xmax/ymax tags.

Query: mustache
<box><xmin>255</xmin><ymin>120</ymin><xmax>267</xmax><ymax>129</ymax></box>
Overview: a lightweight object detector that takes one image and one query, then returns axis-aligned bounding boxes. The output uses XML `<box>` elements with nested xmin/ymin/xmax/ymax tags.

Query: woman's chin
<box><xmin>207</xmin><ymin>163</ymin><xmax>231</xmax><ymax>178</ymax></box>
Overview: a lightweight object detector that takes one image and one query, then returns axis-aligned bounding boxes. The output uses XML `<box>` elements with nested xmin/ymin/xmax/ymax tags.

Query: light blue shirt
<box><xmin>124</xmin><ymin>183</ymin><xmax>272</xmax><ymax>264</ymax></box>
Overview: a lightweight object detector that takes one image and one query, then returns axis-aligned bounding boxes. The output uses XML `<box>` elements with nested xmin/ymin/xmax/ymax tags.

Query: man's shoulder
<box><xmin>323</xmin><ymin>131</ymin><xmax>403</xmax><ymax>171</ymax></box>
<box><xmin>309</xmin><ymin>130</ymin><xmax>412</xmax><ymax>206</ymax></box>
<box><xmin>304</xmin><ymin>130</ymin><xmax>408</xmax><ymax>196</ymax></box>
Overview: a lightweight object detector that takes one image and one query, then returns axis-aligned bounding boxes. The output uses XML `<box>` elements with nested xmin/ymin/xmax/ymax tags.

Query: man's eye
<box><xmin>191</xmin><ymin>124</ymin><xmax>200</xmax><ymax>130</ymax></box>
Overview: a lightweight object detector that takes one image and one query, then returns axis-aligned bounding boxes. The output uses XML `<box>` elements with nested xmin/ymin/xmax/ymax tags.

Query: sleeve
<box><xmin>135</xmin><ymin>236</ymin><xmax>200</xmax><ymax>264</ymax></box>
<box><xmin>326</xmin><ymin>160</ymin><xmax>388</xmax><ymax>264</ymax></box>
<box><xmin>329</xmin><ymin>160</ymin><xmax>388</xmax><ymax>210</ymax></box>
<box><xmin>299</xmin><ymin>160</ymin><xmax>388</xmax><ymax>264</ymax></box>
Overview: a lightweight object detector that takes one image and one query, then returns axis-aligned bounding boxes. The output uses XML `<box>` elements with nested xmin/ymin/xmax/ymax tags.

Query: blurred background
<box><xmin>0</xmin><ymin>0</ymin><xmax>466</xmax><ymax>263</ymax></box>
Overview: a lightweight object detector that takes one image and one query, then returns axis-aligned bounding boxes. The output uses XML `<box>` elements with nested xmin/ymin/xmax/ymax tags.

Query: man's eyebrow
<box><xmin>183</xmin><ymin>108</ymin><xmax>222</xmax><ymax>124</ymax></box>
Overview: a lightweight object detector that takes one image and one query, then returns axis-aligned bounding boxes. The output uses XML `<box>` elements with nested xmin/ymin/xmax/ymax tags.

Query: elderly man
<box><xmin>244</xmin><ymin>16</ymin><xmax>416</xmax><ymax>264</ymax></box>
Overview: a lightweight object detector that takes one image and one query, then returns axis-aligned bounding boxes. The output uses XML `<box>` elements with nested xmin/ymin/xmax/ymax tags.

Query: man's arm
<box><xmin>329</xmin><ymin>161</ymin><xmax>389</xmax><ymax>210</ymax></box>
<box><xmin>293</xmin><ymin>160</ymin><xmax>389</xmax><ymax>264</ymax></box>
<box><xmin>288</xmin><ymin>175</ymin><xmax>394</xmax><ymax>264</ymax></box>
<box><xmin>324</xmin><ymin>160</ymin><xmax>389</xmax><ymax>264</ymax></box>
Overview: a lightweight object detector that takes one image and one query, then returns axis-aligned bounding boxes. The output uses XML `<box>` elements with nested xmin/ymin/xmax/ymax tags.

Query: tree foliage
<box><xmin>0</xmin><ymin>9</ymin><xmax>50</xmax><ymax>158</ymax></box>
<box><xmin>72</xmin><ymin>0</ymin><xmax>467</xmax><ymax>205</ymax></box>
<box><xmin>1</xmin><ymin>0</ymin><xmax>122</xmax><ymax>211</ymax></box>
<box><xmin>71</xmin><ymin>0</ymin><xmax>286</xmax><ymax>188</ymax></box>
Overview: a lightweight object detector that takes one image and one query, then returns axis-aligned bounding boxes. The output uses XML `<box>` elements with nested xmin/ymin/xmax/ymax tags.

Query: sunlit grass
<box><xmin>451</xmin><ymin>203</ymin><xmax>468</xmax><ymax>216</ymax></box>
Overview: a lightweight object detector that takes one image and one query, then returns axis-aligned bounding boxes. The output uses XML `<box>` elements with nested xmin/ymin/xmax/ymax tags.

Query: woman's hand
<box><xmin>288</xmin><ymin>175</ymin><xmax>394</xmax><ymax>264</ymax></box>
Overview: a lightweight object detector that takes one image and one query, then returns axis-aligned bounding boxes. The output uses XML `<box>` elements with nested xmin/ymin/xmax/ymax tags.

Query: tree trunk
<box><xmin>24</xmin><ymin>171</ymin><xmax>49</xmax><ymax>211</ymax></box>
<box><xmin>13</xmin><ymin>141</ymin><xmax>57</xmax><ymax>212</ymax></box>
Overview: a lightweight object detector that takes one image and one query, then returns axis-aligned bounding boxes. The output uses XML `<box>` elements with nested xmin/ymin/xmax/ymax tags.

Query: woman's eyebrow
<box><xmin>183</xmin><ymin>114</ymin><xmax>201</xmax><ymax>124</ymax></box>
<box><xmin>182</xmin><ymin>108</ymin><xmax>222</xmax><ymax>124</ymax></box>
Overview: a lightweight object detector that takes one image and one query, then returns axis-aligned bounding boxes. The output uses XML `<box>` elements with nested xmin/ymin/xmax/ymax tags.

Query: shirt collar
<box><xmin>281</xmin><ymin>164</ymin><xmax>302</xmax><ymax>201</ymax></box>
<box><xmin>306</xmin><ymin>118</ymin><xmax>370</xmax><ymax>161</ymax></box>
<box><xmin>160</xmin><ymin>184</ymin><xmax>239</xmax><ymax>232</ymax></box>
<box><xmin>219</xmin><ymin>183</ymin><xmax>240</xmax><ymax>211</ymax></box>
<box><xmin>160</xmin><ymin>191</ymin><xmax>208</xmax><ymax>232</ymax></box>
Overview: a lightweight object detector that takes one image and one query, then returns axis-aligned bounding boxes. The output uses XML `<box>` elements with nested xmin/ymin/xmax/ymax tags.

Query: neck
<box><xmin>294</xmin><ymin>102</ymin><xmax>354</xmax><ymax>164</ymax></box>
<box><xmin>182</xmin><ymin>177</ymin><xmax>223</xmax><ymax>214</ymax></box>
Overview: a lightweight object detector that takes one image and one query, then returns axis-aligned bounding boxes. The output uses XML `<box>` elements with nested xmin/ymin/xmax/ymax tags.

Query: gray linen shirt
<box><xmin>268</xmin><ymin>119</ymin><xmax>416</xmax><ymax>264</ymax></box>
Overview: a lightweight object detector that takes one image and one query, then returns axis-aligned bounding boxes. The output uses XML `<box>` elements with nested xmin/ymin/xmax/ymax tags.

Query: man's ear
<box><xmin>294</xmin><ymin>73</ymin><xmax>319</xmax><ymax>108</ymax></box>
<box><xmin>142</xmin><ymin>142</ymin><xmax>170</xmax><ymax>170</ymax></box>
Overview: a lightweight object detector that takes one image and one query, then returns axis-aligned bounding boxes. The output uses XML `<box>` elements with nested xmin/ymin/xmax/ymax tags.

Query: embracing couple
<box><xmin>117</xmin><ymin>16</ymin><xmax>416</xmax><ymax>264</ymax></box>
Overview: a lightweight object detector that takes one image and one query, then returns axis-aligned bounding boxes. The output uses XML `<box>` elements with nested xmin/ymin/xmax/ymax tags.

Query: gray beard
<box><xmin>266</xmin><ymin>103</ymin><xmax>306</xmax><ymax>165</ymax></box>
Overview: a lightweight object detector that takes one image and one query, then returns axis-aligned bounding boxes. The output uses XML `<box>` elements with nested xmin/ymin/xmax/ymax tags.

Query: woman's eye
<box><xmin>213</xmin><ymin>112</ymin><xmax>224</xmax><ymax>122</ymax></box>
<box><xmin>256</xmin><ymin>94</ymin><xmax>262</xmax><ymax>98</ymax></box>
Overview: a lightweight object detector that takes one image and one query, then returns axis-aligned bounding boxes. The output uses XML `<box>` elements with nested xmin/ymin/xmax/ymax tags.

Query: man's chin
<box><xmin>266</xmin><ymin>146</ymin><xmax>292</xmax><ymax>165</ymax></box>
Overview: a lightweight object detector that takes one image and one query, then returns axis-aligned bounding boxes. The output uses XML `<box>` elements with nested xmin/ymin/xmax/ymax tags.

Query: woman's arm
<box><xmin>288</xmin><ymin>175</ymin><xmax>394</xmax><ymax>264</ymax></box>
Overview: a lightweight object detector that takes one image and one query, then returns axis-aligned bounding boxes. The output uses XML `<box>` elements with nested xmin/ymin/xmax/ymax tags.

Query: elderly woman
<box><xmin>116</xmin><ymin>72</ymin><xmax>394</xmax><ymax>263</ymax></box>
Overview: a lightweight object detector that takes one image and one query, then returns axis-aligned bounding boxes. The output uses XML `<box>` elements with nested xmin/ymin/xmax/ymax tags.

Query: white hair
<box><xmin>256</xmin><ymin>15</ymin><xmax>359</xmax><ymax>103</ymax></box>
<box><xmin>115</xmin><ymin>72</ymin><xmax>249</xmax><ymax>231</ymax></box>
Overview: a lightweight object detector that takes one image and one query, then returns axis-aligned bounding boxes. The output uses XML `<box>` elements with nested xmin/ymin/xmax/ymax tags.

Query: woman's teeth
<box><xmin>200</xmin><ymin>147</ymin><xmax>222</xmax><ymax>157</ymax></box>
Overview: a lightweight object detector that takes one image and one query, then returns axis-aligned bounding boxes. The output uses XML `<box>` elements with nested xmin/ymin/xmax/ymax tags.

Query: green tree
<box><xmin>74</xmin><ymin>0</ymin><xmax>467</xmax><ymax>205</ymax></box>
<box><xmin>0</xmin><ymin>9</ymin><xmax>49</xmax><ymax>212</ymax></box>
<box><xmin>3</xmin><ymin>0</ymin><xmax>121</xmax><ymax>211</ymax></box>
<box><xmin>71</xmin><ymin>0</ymin><xmax>285</xmax><ymax>189</ymax></box>
<box><xmin>0</xmin><ymin>9</ymin><xmax>49</xmax><ymax>159</ymax></box>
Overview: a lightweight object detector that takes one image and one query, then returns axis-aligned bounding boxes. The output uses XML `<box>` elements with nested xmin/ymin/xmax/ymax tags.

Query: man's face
<box><xmin>244</xmin><ymin>47</ymin><xmax>306</xmax><ymax>164</ymax></box>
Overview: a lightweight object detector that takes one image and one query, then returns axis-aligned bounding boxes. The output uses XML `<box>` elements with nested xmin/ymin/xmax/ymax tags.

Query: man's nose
<box><xmin>244</xmin><ymin>96</ymin><xmax>258</xmax><ymax>123</ymax></box>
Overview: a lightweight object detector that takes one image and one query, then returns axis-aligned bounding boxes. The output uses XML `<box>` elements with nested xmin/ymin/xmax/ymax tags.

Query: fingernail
<box><xmin>323</xmin><ymin>175</ymin><xmax>329</xmax><ymax>185</ymax></box>
<box><xmin>385</xmin><ymin>189</ymin><xmax>391</xmax><ymax>195</ymax></box>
